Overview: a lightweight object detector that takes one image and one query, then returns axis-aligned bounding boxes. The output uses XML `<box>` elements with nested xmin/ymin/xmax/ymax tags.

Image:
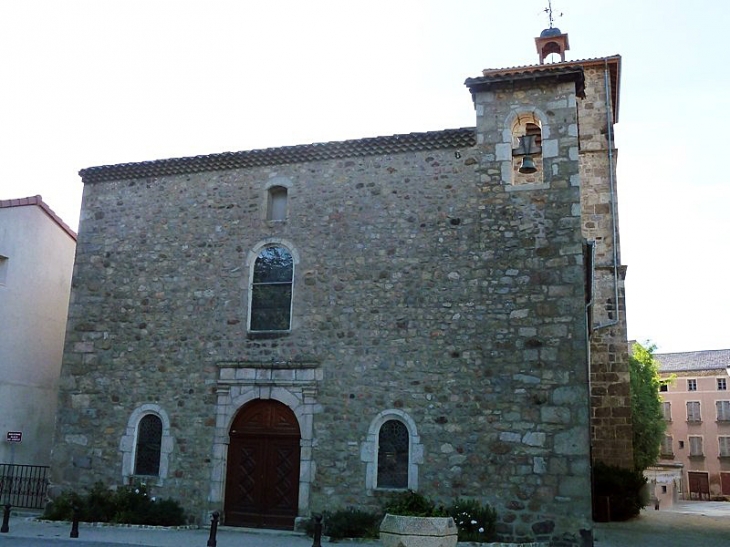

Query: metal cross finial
<box><xmin>544</xmin><ymin>0</ymin><xmax>562</xmax><ymax>28</ymax></box>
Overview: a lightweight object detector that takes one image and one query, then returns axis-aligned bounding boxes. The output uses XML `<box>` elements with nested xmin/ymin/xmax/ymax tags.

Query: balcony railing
<box><xmin>0</xmin><ymin>464</ymin><xmax>49</xmax><ymax>509</ymax></box>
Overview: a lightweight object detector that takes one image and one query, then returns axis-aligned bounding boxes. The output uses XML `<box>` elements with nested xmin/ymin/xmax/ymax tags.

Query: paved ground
<box><xmin>0</xmin><ymin>515</ymin><xmax>318</xmax><ymax>547</ymax></box>
<box><xmin>593</xmin><ymin>500</ymin><xmax>730</xmax><ymax>547</ymax></box>
<box><xmin>0</xmin><ymin>501</ymin><xmax>728</xmax><ymax>546</ymax></box>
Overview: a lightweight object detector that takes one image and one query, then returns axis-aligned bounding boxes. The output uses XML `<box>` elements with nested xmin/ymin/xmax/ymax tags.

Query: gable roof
<box><xmin>78</xmin><ymin>127</ymin><xmax>477</xmax><ymax>185</ymax></box>
<box><xmin>0</xmin><ymin>195</ymin><xmax>77</xmax><ymax>241</ymax></box>
<box><xmin>655</xmin><ymin>349</ymin><xmax>730</xmax><ymax>373</ymax></box>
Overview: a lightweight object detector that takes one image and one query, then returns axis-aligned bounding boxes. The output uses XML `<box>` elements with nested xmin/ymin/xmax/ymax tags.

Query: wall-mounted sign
<box><xmin>6</xmin><ymin>431</ymin><xmax>22</xmax><ymax>443</ymax></box>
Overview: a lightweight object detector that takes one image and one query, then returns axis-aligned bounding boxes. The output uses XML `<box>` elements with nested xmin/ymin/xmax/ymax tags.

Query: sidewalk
<box><xmin>0</xmin><ymin>513</ymin><xmax>360</xmax><ymax>547</ymax></box>
<box><xmin>1</xmin><ymin>502</ymin><xmax>729</xmax><ymax>547</ymax></box>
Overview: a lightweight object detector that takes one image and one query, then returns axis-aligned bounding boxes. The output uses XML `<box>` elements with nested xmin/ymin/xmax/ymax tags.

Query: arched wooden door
<box><xmin>224</xmin><ymin>399</ymin><xmax>301</xmax><ymax>529</ymax></box>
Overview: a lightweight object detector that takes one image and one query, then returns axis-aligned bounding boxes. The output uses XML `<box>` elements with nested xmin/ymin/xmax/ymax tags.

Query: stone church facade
<box><xmin>51</xmin><ymin>31</ymin><xmax>630</xmax><ymax>545</ymax></box>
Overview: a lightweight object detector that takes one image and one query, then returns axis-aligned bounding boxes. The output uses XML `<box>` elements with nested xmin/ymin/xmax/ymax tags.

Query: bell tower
<box><xmin>535</xmin><ymin>27</ymin><xmax>570</xmax><ymax>64</ymax></box>
<box><xmin>535</xmin><ymin>0</ymin><xmax>570</xmax><ymax>64</ymax></box>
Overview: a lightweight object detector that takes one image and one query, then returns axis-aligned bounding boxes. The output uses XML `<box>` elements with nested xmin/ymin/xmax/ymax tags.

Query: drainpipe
<box><xmin>594</xmin><ymin>59</ymin><xmax>620</xmax><ymax>331</ymax></box>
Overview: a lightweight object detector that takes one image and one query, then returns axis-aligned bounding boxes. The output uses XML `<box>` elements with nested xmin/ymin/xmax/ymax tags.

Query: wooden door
<box><xmin>224</xmin><ymin>400</ymin><xmax>301</xmax><ymax>529</ymax></box>
<box><xmin>688</xmin><ymin>472</ymin><xmax>710</xmax><ymax>500</ymax></box>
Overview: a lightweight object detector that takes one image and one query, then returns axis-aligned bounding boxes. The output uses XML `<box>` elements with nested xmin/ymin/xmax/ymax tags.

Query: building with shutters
<box><xmin>654</xmin><ymin>349</ymin><xmax>730</xmax><ymax>502</ymax></box>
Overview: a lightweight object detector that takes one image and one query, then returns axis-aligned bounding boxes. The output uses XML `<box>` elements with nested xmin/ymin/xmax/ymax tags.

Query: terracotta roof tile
<box><xmin>0</xmin><ymin>195</ymin><xmax>77</xmax><ymax>241</ymax></box>
<box><xmin>466</xmin><ymin>55</ymin><xmax>621</xmax><ymax>123</ymax></box>
<box><xmin>478</xmin><ymin>55</ymin><xmax>621</xmax><ymax>77</ymax></box>
<box><xmin>655</xmin><ymin>349</ymin><xmax>730</xmax><ymax>373</ymax></box>
<box><xmin>79</xmin><ymin>127</ymin><xmax>477</xmax><ymax>184</ymax></box>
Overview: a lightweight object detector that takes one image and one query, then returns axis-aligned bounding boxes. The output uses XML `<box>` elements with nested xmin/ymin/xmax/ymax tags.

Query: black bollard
<box><xmin>70</xmin><ymin>505</ymin><xmax>79</xmax><ymax>538</ymax></box>
<box><xmin>206</xmin><ymin>511</ymin><xmax>219</xmax><ymax>547</ymax></box>
<box><xmin>311</xmin><ymin>513</ymin><xmax>323</xmax><ymax>547</ymax></box>
<box><xmin>1</xmin><ymin>504</ymin><xmax>11</xmax><ymax>533</ymax></box>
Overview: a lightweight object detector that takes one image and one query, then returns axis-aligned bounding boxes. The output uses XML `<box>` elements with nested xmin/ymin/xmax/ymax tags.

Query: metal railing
<box><xmin>0</xmin><ymin>464</ymin><xmax>49</xmax><ymax>509</ymax></box>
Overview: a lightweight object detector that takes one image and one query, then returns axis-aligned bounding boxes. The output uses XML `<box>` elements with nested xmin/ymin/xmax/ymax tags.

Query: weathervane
<box><xmin>544</xmin><ymin>0</ymin><xmax>563</xmax><ymax>29</ymax></box>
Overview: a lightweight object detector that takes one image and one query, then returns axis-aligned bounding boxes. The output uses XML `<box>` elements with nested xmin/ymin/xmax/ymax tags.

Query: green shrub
<box><xmin>43</xmin><ymin>482</ymin><xmax>186</xmax><ymax>526</ymax></box>
<box><xmin>305</xmin><ymin>508</ymin><xmax>382</xmax><ymax>540</ymax></box>
<box><xmin>447</xmin><ymin>498</ymin><xmax>497</xmax><ymax>542</ymax></box>
<box><xmin>85</xmin><ymin>481</ymin><xmax>116</xmax><ymax>522</ymax></box>
<box><xmin>146</xmin><ymin>498</ymin><xmax>187</xmax><ymax>527</ymax></box>
<box><xmin>592</xmin><ymin>461</ymin><xmax>647</xmax><ymax>521</ymax></box>
<box><xmin>382</xmin><ymin>490</ymin><xmax>446</xmax><ymax>517</ymax></box>
<box><xmin>305</xmin><ymin>493</ymin><xmax>497</xmax><ymax>543</ymax></box>
<box><xmin>42</xmin><ymin>489</ymin><xmax>84</xmax><ymax>521</ymax></box>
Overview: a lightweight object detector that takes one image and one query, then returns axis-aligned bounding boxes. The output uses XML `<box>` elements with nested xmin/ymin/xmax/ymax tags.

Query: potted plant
<box><xmin>379</xmin><ymin>491</ymin><xmax>458</xmax><ymax>547</ymax></box>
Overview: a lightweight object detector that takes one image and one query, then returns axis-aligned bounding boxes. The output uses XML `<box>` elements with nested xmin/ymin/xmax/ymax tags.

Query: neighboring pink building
<box><xmin>655</xmin><ymin>349</ymin><xmax>730</xmax><ymax>501</ymax></box>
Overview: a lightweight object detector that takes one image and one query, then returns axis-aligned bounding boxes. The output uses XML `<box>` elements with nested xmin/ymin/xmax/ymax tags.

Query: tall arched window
<box><xmin>250</xmin><ymin>245</ymin><xmax>294</xmax><ymax>332</ymax></box>
<box><xmin>377</xmin><ymin>420</ymin><xmax>409</xmax><ymax>488</ymax></box>
<box><xmin>134</xmin><ymin>414</ymin><xmax>163</xmax><ymax>476</ymax></box>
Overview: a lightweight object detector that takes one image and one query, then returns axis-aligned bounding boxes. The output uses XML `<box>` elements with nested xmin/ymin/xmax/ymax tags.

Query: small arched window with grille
<box><xmin>377</xmin><ymin>419</ymin><xmax>409</xmax><ymax>489</ymax></box>
<box><xmin>134</xmin><ymin>414</ymin><xmax>163</xmax><ymax>476</ymax></box>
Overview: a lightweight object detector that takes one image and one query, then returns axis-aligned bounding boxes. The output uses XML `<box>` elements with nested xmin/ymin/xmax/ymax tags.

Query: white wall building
<box><xmin>0</xmin><ymin>196</ymin><xmax>76</xmax><ymax>466</ymax></box>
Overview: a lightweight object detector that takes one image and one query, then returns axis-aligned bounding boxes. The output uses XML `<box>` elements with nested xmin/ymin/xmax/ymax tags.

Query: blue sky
<box><xmin>1</xmin><ymin>0</ymin><xmax>728</xmax><ymax>353</ymax></box>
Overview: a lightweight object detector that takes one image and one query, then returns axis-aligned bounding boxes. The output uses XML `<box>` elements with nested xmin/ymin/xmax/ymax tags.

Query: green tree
<box><xmin>629</xmin><ymin>342</ymin><xmax>667</xmax><ymax>471</ymax></box>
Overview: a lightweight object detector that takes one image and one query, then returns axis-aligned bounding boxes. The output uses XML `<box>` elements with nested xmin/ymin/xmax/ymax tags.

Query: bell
<box><xmin>519</xmin><ymin>155</ymin><xmax>537</xmax><ymax>174</ymax></box>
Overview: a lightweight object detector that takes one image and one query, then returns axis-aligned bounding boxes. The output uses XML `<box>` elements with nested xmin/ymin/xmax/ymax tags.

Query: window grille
<box><xmin>719</xmin><ymin>378</ymin><xmax>727</xmax><ymax>391</ymax></box>
<box><xmin>377</xmin><ymin>420</ymin><xmax>409</xmax><ymax>489</ymax></box>
<box><xmin>134</xmin><ymin>414</ymin><xmax>162</xmax><ymax>476</ymax></box>
<box><xmin>687</xmin><ymin>379</ymin><xmax>697</xmax><ymax>391</ymax></box>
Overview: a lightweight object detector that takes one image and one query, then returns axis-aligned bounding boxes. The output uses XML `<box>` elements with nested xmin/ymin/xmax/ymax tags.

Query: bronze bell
<box><xmin>519</xmin><ymin>155</ymin><xmax>537</xmax><ymax>174</ymax></box>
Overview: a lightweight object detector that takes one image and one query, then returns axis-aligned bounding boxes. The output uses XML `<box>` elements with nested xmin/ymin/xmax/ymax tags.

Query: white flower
<box><xmin>479</xmin><ymin>527</ymin><xmax>484</xmax><ymax>533</ymax></box>
<box><xmin>471</xmin><ymin>520</ymin><xmax>477</xmax><ymax>525</ymax></box>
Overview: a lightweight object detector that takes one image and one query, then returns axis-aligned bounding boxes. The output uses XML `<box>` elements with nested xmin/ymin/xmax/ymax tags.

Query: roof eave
<box><xmin>78</xmin><ymin>127</ymin><xmax>478</xmax><ymax>185</ymax></box>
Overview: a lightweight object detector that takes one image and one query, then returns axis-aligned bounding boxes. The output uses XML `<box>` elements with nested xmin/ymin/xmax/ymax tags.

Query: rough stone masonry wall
<box><xmin>578</xmin><ymin>65</ymin><xmax>633</xmax><ymax>469</ymax></box>
<box><xmin>52</xmin><ymin>82</ymin><xmax>592</xmax><ymax>545</ymax></box>
<box><xmin>470</xmin><ymin>79</ymin><xmax>591</xmax><ymax>544</ymax></box>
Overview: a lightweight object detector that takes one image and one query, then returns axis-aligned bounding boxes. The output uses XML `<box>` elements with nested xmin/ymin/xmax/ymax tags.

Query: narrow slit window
<box><xmin>267</xmin><ymin>186</ymin><xmax>288</xmax><ymax>221</ymax></box>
